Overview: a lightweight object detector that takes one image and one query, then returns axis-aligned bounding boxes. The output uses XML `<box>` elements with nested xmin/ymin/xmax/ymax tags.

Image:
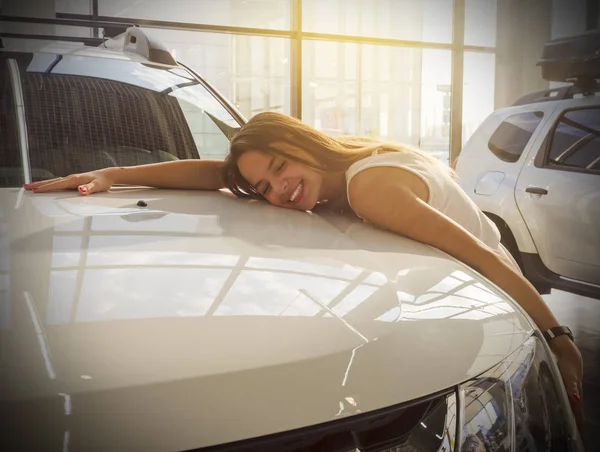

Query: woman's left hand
<box><xmin>551</xmin><ymin>336</ymin><xmax>585</xmax><ymax>435</ymax></box>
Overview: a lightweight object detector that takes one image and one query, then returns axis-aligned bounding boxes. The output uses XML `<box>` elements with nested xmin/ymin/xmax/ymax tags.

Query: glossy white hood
<box><xmin>0</xmin><ymin>188</ymin><xmax>533</xmax><ymax>451</ymax></box>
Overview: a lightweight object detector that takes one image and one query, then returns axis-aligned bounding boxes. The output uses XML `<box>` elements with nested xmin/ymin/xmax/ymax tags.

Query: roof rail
<box><xmin>511</xmin><ymin>85</ymin><xmax>582</xmax><ymax>106</ymax></box>
<box><xmin>0</xmin><ymin>15</ymin><xmax>177</xmax><ymax>66</ymax></box>
<box><xmin>0</xmin><ymin>15</ymin><xmax>133</xmax><ymax>46</ymax></box>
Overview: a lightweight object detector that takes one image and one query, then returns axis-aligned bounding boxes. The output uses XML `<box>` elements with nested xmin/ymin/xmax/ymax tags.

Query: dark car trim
<box><xmin>537</xmin><ymin>105</ymin><xmax>600</xmax><ymax>176</ymax></box>
<box><xmin>521</xmin><ymin>253</ymin><xmax>600</xmax><ymax>299</ymax></box>
<box><xmin>193</xmin><ymin>388</ymin><xmax>454</xmax><ymax>452</ymax></box>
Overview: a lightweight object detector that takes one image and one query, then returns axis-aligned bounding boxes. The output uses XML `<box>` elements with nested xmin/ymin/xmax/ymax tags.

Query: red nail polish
<box><xmin>78</xmin><ymin>186</ymin><xmax>87</xmax><ymax>194</ymax></box>
<box><xmin>572</xmin><ymin>393</ymin><xmax>581</xmax><ymax>402</ymax></box>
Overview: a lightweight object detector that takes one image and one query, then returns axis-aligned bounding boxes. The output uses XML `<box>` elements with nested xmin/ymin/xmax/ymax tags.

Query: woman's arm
<box><xmin>348</xmin><ymin>166</ymin><xmax>584</xmax><ymax>414</ymax></box>
<box><xmin>104</xmin><ymin>160</ymin><xmax>225</xmax><ymax>190</ymax></box>
<box><xmin>24</xmin><ymin>159</ymin><xmax>226</xmax><ymax>194</ymax></box>
<box><xmin>349</xmin><ymin>166</ymin><xmax>560</xmax><ymax>330</ymax></box>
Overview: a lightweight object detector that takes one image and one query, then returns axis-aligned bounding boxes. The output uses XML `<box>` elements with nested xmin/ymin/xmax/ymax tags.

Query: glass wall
<box><xmin>421</xmin><ymin>49</ymin><xmax>452</xmax><ymax>161</ymax></box>
<box><xmin>302</xmin><ymin>41</ymin><xmax>360</xmax><ymax>136</ymax></box>
<box><xmin>302</xmin><ymin>0</ymin><xmax>453</xmax><ymax>43</ymax></box>
<box><xmin>99</xmin><ymin>0</ymin><xmax>291</xmax><ymax>30</ymax></box>
<box><xmin>3</xmin><ymin>0</ymin><xmax>503</xmax><ymax>162</ymax></box>
<box><xmin>462</xmin><ymin>52</ymin><xmax>496</xmax><ymax>146</ymax></box>
<box><xmin>465</xmin><ymin>0</ymin><xmax>497</xmax><ymax>47</ymax></box>
<box><xmin>302</xmin><ymin>42</ymin><xmax>453</xmax><ymax>160</ymax></box>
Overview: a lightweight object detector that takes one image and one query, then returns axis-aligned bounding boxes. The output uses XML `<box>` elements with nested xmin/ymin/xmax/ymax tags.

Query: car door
<box><xmin>515</xmin><ymin>96</ymin><xmax>600</xmax><ymax>285</ymax></box>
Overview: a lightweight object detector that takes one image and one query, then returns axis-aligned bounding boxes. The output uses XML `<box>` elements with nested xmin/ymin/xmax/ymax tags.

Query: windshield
<box><xmin>0</xmin><ymin>51</ymin><xmax>242</xmax><ymax>187</ymax></box>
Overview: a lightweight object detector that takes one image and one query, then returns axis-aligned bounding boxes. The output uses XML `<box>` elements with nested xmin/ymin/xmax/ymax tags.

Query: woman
<box><xmin>25</xmin><ymin>111</ymin><xmax>584</xmax><ymax>426</ymax></box>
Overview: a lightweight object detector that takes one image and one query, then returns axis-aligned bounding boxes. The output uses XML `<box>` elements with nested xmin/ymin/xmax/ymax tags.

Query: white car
<box><xmin>0</xmin><ymin>27</ymin><xmax>584</xmax><ymax>451</ymax></box>
<box><xmin>455</xmin><ymin>32</ymin><xmax>600</xmax><ymax>299</ymax></box>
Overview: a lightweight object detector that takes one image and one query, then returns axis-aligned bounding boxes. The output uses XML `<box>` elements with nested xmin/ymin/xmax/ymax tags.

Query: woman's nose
<box><xmin>271</xmin><ymin>178</ymin><xmax>289</xmax><ymax>198</ymax></box>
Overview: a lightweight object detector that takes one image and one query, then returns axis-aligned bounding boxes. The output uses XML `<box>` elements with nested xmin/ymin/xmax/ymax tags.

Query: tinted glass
<box><xmin>488</xmin><ymin>111</ymin><xmax>544</xmax><ymax>163</ymax></box>
<box><xmin>0</xmin><ymin>52</ymin><xmax>241</xmax><ymax>187</ymax></box>
<box><xmin>548</xmin><ymin>108</ymin><xmax>600</xmax><ymax>171</ymax></box>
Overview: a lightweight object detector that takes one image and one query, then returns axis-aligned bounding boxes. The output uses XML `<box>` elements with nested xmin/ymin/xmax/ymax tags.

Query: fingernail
<box><xmin>572</xmin><ymin>392</ymin><xmax>581</xmax><ymax>402</ymax></box>
<box><xmin>78</xmin><ymin>186</ymin><xmax>87</xmax><ymax>194</ymax></box>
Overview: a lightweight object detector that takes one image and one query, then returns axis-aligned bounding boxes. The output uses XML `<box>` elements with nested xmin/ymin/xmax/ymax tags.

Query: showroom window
<box><xmin>302</xmin><ymin>43</ymin><xmax>452</xmax><ymax>161</ymax></box>
<box><xmin>488</xmin><ymin>111</ymin><xmax>545</xmax><ymax>163</ymax></box>
<box><xmin>302</xmin><ymin>0</ymin><xmax>453</xmax><ymax>43</ymax></box>
<box><xmin>462</xmin><ymin>52</ymin><xmax>496</xmax><ymax>146</ymax></box>
<box><xmin>6</xmin><ymin>0</ymin><xmax>503</xmax><ymax>166</ymax></box>
<box><xmin>99</xmin><ymin>0</ymin><xmax>291</xmax><ymax>30</ymax></box>
<box><xmin>547</xmin><ymin>107</ymin><xmax>600</xmax><ymax>172</ymax></box>
<box><xmin>464</xmin><ymin>0</ymin><xmax>497</xmax><ymax>47</ymax></box>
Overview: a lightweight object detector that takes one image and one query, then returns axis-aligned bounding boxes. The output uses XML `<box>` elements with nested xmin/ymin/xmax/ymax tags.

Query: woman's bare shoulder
<box><xmin>347</xmin><ymin>164</ymin><xmax>429</xmax><ymax>206</ymax></box>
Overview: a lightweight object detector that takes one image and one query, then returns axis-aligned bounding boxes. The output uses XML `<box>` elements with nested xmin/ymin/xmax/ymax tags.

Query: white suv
<box><xmin>455</xmin><ymin>33</ymin><xmax>600</xmax><ymax>298</ymax></box>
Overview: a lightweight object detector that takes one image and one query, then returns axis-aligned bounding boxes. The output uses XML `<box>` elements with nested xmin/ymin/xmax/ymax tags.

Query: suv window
<box><xmin>1</xmin><ymin>52</ymin><xmax>241</xmax><ymax>187</ymax></box>
<box><xmin>488</xmin><ymin>111</ymin><xmax>544</xmax><ymax>163</ymax></box>
<box><xmin>546</xmin><ymin>107</ymin><xmax>600</xmax><ymax>172</ymax></box>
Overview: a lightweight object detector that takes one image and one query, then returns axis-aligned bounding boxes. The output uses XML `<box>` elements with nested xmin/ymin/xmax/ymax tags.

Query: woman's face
<box><xmin>237</xmin><ymin>147</ymin><xmax>325</xmax><ymax>211</ymax></box>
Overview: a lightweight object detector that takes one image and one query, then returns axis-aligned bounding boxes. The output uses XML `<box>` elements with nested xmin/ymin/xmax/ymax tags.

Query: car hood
<box><xmin>0</xmin><ymin>188</ymin><xmax>533</xmax><ymax>451</ymax></box>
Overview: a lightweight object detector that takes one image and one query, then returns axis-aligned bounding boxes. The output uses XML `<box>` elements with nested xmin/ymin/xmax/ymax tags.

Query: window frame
<box><xmin>0</xmin><ymin>58</ymin><xmax>24</xmax><ymax>185</ymax></box>
<box><xmin>538</xmin><ymin>105</ymin><xmax>600</xmax><ymax>176</ymax></box>
<box><xmin>486</xmin><ymin>110</ymin><xmax>545</xmax><ymax>164</ymax></box>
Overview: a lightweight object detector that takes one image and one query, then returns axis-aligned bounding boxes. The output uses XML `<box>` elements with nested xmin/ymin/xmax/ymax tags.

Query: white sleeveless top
<box><xmin>345</xmin><ymin>149</ymin><xmax>503</xmax><ymax>252</ymax></box>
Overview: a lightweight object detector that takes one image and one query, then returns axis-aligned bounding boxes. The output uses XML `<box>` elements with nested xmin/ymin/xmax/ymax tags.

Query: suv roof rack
<box><xmin>537</xmin><ymin>30</ymin><xmax>600</xmax><ymax>94</ymax></box>
<box><xmin>0</xmin><ymin>15</ymin><xmax>176</xmax><ymax>66</ymax></box>
<box><xmin>511</xmin><ymin>85</ymin><xmax>586</xmax><ymax>106</ymax></box>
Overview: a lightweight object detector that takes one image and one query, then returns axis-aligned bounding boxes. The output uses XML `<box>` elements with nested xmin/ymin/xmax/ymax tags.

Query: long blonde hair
<box><xmin>222</xmin><ymin>111</ymin><xmax>448</xmax><ymax>199</ymax></box>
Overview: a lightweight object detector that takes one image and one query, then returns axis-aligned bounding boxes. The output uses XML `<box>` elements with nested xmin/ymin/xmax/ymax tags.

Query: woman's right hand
<box><xmin>23</xmin><ymin>169</ymin><xmax>116</xmax><ymax>196</ymax></box>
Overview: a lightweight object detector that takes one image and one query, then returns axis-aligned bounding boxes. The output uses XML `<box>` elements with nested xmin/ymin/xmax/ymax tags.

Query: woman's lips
<box><xmin>289</xmin><ymin>180</ymin><xmax>304</xmax><ymax>204</ymax></box>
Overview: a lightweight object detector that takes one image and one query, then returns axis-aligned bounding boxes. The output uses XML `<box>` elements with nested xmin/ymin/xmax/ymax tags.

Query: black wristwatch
<box><xmin>542</xmin><ymin>326</ymin><xmax>574</xmax><ymax>343</ymax></box>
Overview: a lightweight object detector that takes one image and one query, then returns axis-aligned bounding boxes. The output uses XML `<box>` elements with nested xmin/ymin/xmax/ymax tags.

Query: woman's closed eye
<box><xmin>260</xmin><ymin>160</ymin><xmax>286</xmax><ymax>195</ymax></box>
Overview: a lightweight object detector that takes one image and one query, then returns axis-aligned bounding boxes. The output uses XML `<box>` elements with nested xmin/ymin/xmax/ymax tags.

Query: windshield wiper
<box><xmin>160</xmin><ymin>80</ymin><xmax>199</xmax><ymax>94</ymax></box>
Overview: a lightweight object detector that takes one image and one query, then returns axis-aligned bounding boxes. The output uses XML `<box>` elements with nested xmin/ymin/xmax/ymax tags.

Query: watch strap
<box><xmin>542</xmin><ymin>326</ymin><xmax>574</xmax><ymax>343</ymax></box>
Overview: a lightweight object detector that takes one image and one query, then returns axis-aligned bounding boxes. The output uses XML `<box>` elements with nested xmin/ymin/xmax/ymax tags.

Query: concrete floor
<box><xmin>543</xmin><ymin>290</ymin><xmax>600</xmax><ymax>451</ymax></box>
